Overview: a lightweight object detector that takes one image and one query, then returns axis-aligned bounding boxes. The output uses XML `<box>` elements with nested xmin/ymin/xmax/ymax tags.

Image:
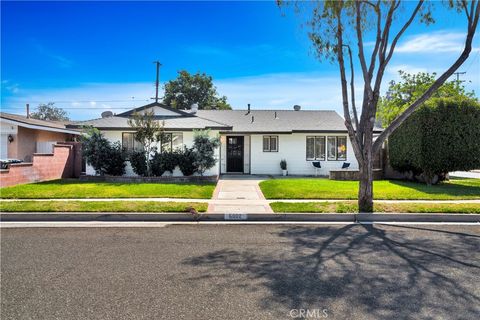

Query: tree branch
<box><xmin>337</xmin><ymin>5</ymin><xmax>363</xmax><ymax>162</ymax></box>
<box><xmin>367</xmin><ymin>0</ymin><xmax>382</xmax><ymax>80</ymax></box>
<box><xmin>344</xmin><ymin>44</ymin><xmax>360</xmax><ymax>131</ymax></box>
<box><xmin>373</xmin><ymin>0</ymin><xmax>479</xmax><ymax>154</ymax></box>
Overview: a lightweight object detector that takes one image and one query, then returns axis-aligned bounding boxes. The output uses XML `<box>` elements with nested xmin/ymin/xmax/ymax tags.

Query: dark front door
<box><xmin>226</xmin><ymin>136</ymin><xmax>244</xmax><ymax>173</ymax></box>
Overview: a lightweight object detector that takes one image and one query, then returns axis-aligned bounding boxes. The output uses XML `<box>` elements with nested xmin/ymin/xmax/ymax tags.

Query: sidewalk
<box><xmin>2</xmin><ymin>212</ymin><xmax>479</xmax><ymax>223</ymax></box>
<box><xmin>207</xmin><ymin>176</ymin><xmax>273</xmax><ymax>213</ymax></box>
<box><xmin>2</xmin><ymin>198</ymin><xmax>480</xmax><ymax>204</ymax></box>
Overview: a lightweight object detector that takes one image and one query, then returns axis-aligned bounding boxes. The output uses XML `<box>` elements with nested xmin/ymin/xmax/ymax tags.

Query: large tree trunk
<box><xmin>358</xmin><ymin>158</ymin><xmax>374</xmax><ymax>213</ymax></box>
<box><xmin>358</xmin><ymin>136</ymin><xmax>374</xmax><ymax>213</ymax></box>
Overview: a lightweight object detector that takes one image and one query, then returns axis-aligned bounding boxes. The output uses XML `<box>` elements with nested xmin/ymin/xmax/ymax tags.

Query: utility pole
<box><xmin>453</xmin><ymin>71</ymin><xmax>466</xmax><ymax>82</ymax></box>
<box><xmin>152</xmin><ymin>61</ymin><xmax>162</xmax><ymax>103</ymax></box>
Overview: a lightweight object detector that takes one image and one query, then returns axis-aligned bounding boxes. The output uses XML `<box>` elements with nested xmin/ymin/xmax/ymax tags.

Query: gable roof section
<box><xmin>68</xmin><ymin>115</ymin><xmax>232</xmax><ymax>131</ymax></box>
<box><xmin>116</xmin><ymin>102</ymin><xmax>193</xmax><ymax>117</ymax></box>
<box><xmin>69</xmin><ymin>102</ymin><xmax>383</xmax><ymax>133</ymax></box>
<box><xmin>1</xmin><ymin>112</ymin><xmax>80</xmax><ymax>135</ymax></box>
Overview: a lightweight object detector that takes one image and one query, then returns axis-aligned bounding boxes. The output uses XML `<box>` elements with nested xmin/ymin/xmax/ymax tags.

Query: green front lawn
<box><xmin>260</xmin><ymin>178</ymin><xmax>480</xmax><ymax>200</ymax></box>
<box><xmin>271</xmin><ymin>201</ymin><xmax>480</xmax><ymax>214</ymax></box>
<box><xmin>0</xmin><ymin>201</ymin><xmax>208</xmax><ymax>212</ymax></box>
<box><xmin>0</xmin><ymin>179</ymin><xmax>216</xmax><ymax>199</ymax></box>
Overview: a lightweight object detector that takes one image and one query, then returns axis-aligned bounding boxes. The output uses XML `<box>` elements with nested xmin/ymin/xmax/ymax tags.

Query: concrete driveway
<box><xmin>208</xmin><ymin>175</ymin><xmax>273</xmax><ymax>213</ymax></box>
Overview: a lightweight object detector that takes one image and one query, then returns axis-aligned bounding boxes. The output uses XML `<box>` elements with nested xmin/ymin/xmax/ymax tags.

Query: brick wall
<box><xmin>0</xmin><ymin>144</ymin><xmax>74</xmax><ymax>187</ymax></box>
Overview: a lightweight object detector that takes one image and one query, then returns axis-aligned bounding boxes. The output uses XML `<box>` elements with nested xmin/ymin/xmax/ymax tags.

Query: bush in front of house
<box><xmin>129</xmin><ymin>151</ymin><xmax>148</xmax><ymax>176</ymax></box>
<box><xmin>81</xmin><ymin>127</ymin><xmax>126</xmax><ymax>176</ymax></box>
<box><xmin>389</xmin><ymin>97</ymin><xmax>480</xmax><ymax>184</ymax></box>
<box><xmin>150</xmin><ymin>151</ymin><xmax>177</xmax><ymax>176</ymax></box>
<box><xmin>177</xmin><ymin>147</ymin><xmax>198</xmax><ymax>176</ymax></box>
<box><xmin>193</xmin><ymin>129</ymin><xmax>220</xmax><ymax>176</ymax></box>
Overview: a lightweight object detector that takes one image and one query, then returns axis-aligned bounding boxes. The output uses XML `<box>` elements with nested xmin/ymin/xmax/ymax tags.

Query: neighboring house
<box><xmin>0</xmin><ymin>112</ymin><xmax>80</xmax><ymax>161</ymax></box>
<box><xmin>68</xmin><ymin>102</ymin><xmax>382</xmax><ymax>176</ymax></box>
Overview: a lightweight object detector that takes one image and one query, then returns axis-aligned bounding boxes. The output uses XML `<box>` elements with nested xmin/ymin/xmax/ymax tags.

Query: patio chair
<box><xmin>342</xmin><ymin>162</ymin><xmax>350</xmax><ymax>169</ymax></box>
<box><xmin>312</xmin><ymin>161</ymin><xmax>321</xmax><ymax>176</ymax></box>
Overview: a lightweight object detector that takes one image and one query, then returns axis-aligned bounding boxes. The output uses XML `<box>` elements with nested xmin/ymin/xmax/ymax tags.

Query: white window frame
<box><xmin>263</xmin><ymin>135</ymin><xmax>278</xmax><ymax>152</ymax></box>
<box><xmin>306</xmin><ymin>136</ymin><xmax>326</xmax><ymax>161</ymax></box>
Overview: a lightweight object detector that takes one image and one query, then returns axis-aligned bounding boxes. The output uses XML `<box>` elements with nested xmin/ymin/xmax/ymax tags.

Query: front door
<box><xmin>226</xmin><ymin>136</ymin><xmax>244</xmax><ymax>173</ymax></box>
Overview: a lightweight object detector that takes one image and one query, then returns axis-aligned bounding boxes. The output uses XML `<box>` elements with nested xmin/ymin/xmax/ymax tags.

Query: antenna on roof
<box><xmin>152</xmin><ymin>61</ymin><xmax>162</xmax><ymax>103</ymax></box>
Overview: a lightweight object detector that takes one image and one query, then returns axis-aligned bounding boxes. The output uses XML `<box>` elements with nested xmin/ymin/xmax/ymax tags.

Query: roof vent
<box><xmin>245</xmin><ymin>103</ymin><xmax>251</xmax><ymax>115</ymax></box>
<box><xmin>101</xmin><ymin>111</ymin><xmax>113</xmax><ymax>118</ymax></box>
<box><xmin>190</xmin><ymin>103</ymin><xmax>199</xmax><ymax>114</ymax></box>
<box><xmin>293</xmin><ymin>105</ymin><xmax>301</xmax><ymax>111</ymax></box>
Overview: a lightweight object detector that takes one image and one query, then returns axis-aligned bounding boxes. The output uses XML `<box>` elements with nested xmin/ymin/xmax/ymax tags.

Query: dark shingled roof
<box><xmin>68</xmin><ymin>115</ymin><xmax>231</xmax><ymax>131</ymax></box>
<box><xmin>68</xmin><ymin>104</ymin><xmax>383</xmax><ymax>133</ymax></box>
<box><xmin>196</xmin><ymin>110</ymin><xmax>356</xmax><ymax>133</ymax></box>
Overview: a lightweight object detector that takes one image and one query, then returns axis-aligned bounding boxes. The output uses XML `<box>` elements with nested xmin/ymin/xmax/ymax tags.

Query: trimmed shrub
<box><xmin>389</xmin><ymin>97</ymin><xmax>480</xmax><ymax>184</ymax></box>
<box><xmin>177</xmin><ymin>147</ymin><xmax>198</xmax><ymax>176</ymax></box>
<box><xmin>129</xmin><ymin>151</ymin><xmax>148</xmax><ymax>176</ymax></box>
<box><xmin>103</xmin><ymin>142</ymin><xmax>127</xmax><ymax>176</ymax></box>
<box><xmin>150</xmin><ymin>152</ymin><xmax>177</xmax><ymax>177</ymax></box>
<box><xmin>82</xmin><ymin>128</ymin><xmax>126</xmax><ymax>176</ymax></box>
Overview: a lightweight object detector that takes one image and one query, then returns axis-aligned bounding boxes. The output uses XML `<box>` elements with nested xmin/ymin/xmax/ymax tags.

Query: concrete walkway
<box><xmin>2</xmin><ymin>198</ymin><xmax>480</xmax><ymax>204</ymax></box>
<box><xmin>207</xmin><ymin>175</ymin><xmax>273</xmax><ymax>213</ymax></box>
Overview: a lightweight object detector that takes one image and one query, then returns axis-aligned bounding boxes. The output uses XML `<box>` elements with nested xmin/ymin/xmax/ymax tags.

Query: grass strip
<box><xmin>0</xmin><ymin>201</ymin><xmax>208</xmax><ymax>213</ymax></box>
<box><xmin>0</xmin><ymin>179</ymin><xmax>216</xmax><ymax>199</ymax></box>
<box><xmin>270</xmin><ymin>201</ymin><xmax>480</xmax><ymax>214</ymax></box>
<box><xmin>260</xmin><ymin>178</ymin><xmax>480</xmax><ymax>200</ymax></box>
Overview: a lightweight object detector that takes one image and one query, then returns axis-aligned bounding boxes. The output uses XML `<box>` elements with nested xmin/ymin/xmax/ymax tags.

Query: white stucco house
<box><xmin>68</xmin><ymin>102</ymin><xmax>381</xmax><ymax>176</ymax></box>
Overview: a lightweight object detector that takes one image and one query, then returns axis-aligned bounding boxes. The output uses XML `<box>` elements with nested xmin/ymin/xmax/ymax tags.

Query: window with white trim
<box><xmin>122</xmin><ymin>132</ymin><xmax>143</xmax><ymax>153</ymax></box>
<box><xmin>263</xmin><ymin>136</ymin><xmax>278</xmax><ymax>152</ymax></box>
<box><xmin>306</xmin><ymin>136</ymin><xmax>326</xmax><ymax>160</ymax></box>
<box><xmin>159</xmin><ymin>132</ymin><xmax>183</xmax><ymax>153</ymax></box>
<box><xmin>326</xmin><ymin>136</ymin><xmax>347</xmax><ymax>161</ymax></box>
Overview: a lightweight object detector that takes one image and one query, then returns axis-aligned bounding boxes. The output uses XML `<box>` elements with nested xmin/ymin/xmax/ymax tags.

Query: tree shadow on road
<box><xmin>183</xmin><ymin>224</ymin><xmax>480</xmax><ymax>319</ymax></box>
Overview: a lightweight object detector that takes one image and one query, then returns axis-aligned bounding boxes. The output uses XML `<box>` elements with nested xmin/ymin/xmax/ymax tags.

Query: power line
<box><xmin>453</xmin><ymin>71</ymin><xmax>466</xmax><ymax>82</ymax></box>
<box><xmin>2</xmin><ymin>99</ymin><xmax>150</xmax><ymax>104</ymax></box>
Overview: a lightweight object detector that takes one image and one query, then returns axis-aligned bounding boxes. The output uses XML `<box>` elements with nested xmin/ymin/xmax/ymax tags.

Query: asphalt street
<box><xmin>1</xmin><ymin>224</ymin><xmax>480</xmax><ymax>320</ymax></box>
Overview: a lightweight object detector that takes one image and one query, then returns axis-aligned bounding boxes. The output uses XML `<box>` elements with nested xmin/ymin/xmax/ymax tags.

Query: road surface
<box><xmin>1</xmin><ymin>224</ymin><xmax>479</xmax><ymax>319</ymax></box>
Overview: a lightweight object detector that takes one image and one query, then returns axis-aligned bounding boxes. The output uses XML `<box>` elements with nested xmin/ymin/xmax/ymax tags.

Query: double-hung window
<box><xmin>122</xmin><ymin>132</ymin><xmax>143</xmax><ymax>153</ymax></box>
<box><xmin>159</xmin><ymin>132</ymin><xmax>183</xmax><ymax>153</ymax></box>
<box><xmin>122</xmin><ymin>132</ymin><xmax>183</xmax><ymax>154</ymax></box>
<box><xmin>327</xmin><ymin>136</ymin><xmax>347</xmax><ymax>160</ymax></box>
<box><xmin>263</xmin><ymin>136</ymin><xmax>278</xmax><ymax>152</ymax></box>
<box><xmin>306</xmin><ymin>136</ymin><xmax>326</xmax><ymax>160</ymax></box>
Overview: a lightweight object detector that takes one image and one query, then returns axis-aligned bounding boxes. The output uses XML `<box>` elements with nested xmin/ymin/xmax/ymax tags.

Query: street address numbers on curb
<box><xmin>224</xmin><ymin>213</ymin><xmax>248</xmax><ymax>220</ymax></box>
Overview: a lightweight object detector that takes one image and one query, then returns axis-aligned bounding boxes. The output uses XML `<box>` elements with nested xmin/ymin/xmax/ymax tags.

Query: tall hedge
<box><xmin>389</xmin><ymin>97</ymin><xmax>480</xmax><ymax>183</ymax></box>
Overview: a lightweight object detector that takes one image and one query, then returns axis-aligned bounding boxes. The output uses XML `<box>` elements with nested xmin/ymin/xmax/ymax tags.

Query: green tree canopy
<box><xmin>163</xmin><ymin>70</ymin><xmax>231</xmax><ymax>110</ymax></box>
<box><xmin>378</xmin><ymin>71</ymin><xmax>477</xmax><ymax>126</ymax></box>
<box><xmin>30</xmin><ymin>102</ymin><xmax>69</xmax><ymax>121</ymax></box>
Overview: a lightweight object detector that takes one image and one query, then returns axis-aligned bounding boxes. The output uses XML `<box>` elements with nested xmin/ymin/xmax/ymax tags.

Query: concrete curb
<box><xmin>1</xmin><ymin>212</ymin><xmax>479</xmax><ymax>223</ymax></box>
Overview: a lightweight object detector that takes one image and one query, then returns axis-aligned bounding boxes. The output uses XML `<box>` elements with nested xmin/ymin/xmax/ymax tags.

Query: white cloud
<box><xmin>34</xmin><ymin>42</ymin><xmax>73</xmax><ymax>68</ymax></box>
<box><xmin>1</xmin><ymin>80</ymin><xmax>20</xmax><ymax>94</ymax></box>
<box><xmin>395</xmin><ymin>31</ymin><xmax>478</xmax><ymax>54</ymax></box>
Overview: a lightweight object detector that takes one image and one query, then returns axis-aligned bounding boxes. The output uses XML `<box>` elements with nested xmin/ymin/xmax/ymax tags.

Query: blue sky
<box><xmin>1</xmin><ymin>1</ymin><xmax>479</xmax><ymax>120</ymax></box>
